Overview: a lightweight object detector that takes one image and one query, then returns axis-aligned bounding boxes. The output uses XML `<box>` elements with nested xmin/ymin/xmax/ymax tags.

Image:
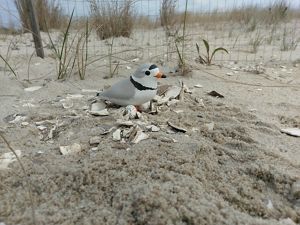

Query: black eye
<box><xmin>145</xmin><ymin>70</ymin><xmax>150</xmax><ymax>75</ymax></box>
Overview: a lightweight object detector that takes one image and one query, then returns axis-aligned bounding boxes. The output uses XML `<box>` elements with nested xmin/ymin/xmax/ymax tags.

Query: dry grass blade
<box><xmin>46</xmin><ymin>9</ymin><xmax>76</xmax><ymax>79</ymax></box>
<box><xmin>0</xmin><ymin>132</ymin><xmax>36</xmax><ymax>225</ymax></box>
<box><xmin>0</xmin><ymin>54</ymin><xmax>17</xmax><ymax>77</ymax></box>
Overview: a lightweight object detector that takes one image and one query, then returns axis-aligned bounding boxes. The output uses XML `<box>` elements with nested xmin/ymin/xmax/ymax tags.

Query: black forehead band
<box><xmin>149</xmin><ymin>64</ymin><xmax>158</xmax><ymax>70</ymax></box>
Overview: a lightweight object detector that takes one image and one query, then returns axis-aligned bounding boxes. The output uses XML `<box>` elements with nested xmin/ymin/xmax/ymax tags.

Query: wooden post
<box><xmin>26</xmin><ymin>0</ymin><xmax>44</xmax><ymax>58</ymax></box>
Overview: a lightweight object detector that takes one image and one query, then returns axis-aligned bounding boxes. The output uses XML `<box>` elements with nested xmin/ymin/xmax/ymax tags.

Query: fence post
<box><xmin>26</xmin><ymin>0</ymin><xmax>45</xmax><ymax>58</ymax></box>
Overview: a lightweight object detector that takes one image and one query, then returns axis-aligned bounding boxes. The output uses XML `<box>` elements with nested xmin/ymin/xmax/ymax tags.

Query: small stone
<box><xmin>89</xmin><ymin>136</ymin><xmax>101</xmax><ymax>145</ymax></box>
<box><xmin>291</xmin><ymin>180</ymin><xmax>300</xmax><ymax>199</ymax></box>
<box><xmin>226</xmin><ymin>72</ymin><xmax>234</xmax><ymax>76</ymax></box>
<box><xmin>113</xmin><ymin>129</ymin><xmax>122</xmax><ymax>141</ymax></box>
<box><xmin>126</xmin><ymin>66</ymin><xmax>131</xmax><ymax>70</ymax></box>
<box><xmin>59</xmin><ymin>143</ymin><xmax>82</xmax><ymax>155</ymax></box>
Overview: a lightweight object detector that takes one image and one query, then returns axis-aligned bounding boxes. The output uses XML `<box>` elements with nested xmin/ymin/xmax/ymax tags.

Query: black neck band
<box><xmin>130</xmin><ymin>76</ymin><xmax>157</xmax><ymax>91</ymax></box>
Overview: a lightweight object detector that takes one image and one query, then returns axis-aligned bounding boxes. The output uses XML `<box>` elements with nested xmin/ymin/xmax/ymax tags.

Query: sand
<box><xmin>0</xmin><ymin>23</ymin><xmax>300</xmax><ymax>225</ymax></box>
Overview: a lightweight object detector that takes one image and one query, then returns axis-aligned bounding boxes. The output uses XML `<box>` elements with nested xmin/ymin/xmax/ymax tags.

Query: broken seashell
<box><xmin>157</xmin><ymin>85</ymin><xmax>172</xmax><ymax>96</ymax></box>
<box><xmin>131</xmin><ymin>130</ymin><xmax>149</xmax><ymax>144</ymax></box>
<box><xmin>8</xmin><ymin>115</ymin><xmax>26</xmax><ymax>124</ymax></box>
<box><xmin>99</xmin><ymin>125</ymin><xmax>115</xmax><ymax>135</ymax></box>
<box><xmin>37</xmin><ymin>125</ymin><xmax>47</xmax><ymax>131</ymax></box>
<box><xmin>207</xmin><ymin>91</ymin><xmax>224</xmax><ymax>98</ymax></box>
<box><xmin>194</xmin><ymin>84</ymin><xmax>203</xmax><ymax>88</ymax></box>
<box><xmin>21</xmin><ymin>122</ymin><xmax>29</xmax><ymax>126</ymax></box>
<box><xmin>164</xmin><ymin>86</ymin><xmax>182</xmax><ymax>100</ymax></box>
<box><xmin>0</xmin><ymin>150</ymin><xmax>22</xmax><ymax>170</ymax></box>
<box><xmin>167</xmin><ymin>99</ymin><xmax>179</xmax><ymax>106</ymax></box>
<box><xmin>205</xmin><ymin>122</ymin><xmax>215</xmax><ymax>131</ymax></box>
<box><xmin>24</xmin><ymin>86</ymin><xmax>42</xmax><ymax>92</ymax></box>
<box><xmin>113</xmin><ymin>129</ymin><xmax>122</xmax><ymax>141</ymax></box>
<box><xmin>48</xmin><ymin>125</ymin><xmax>57</xmax><ymax>139</ymax></box>
<box><xmin>66</xmin><ymin>94</ymin><xmax>84</xmax><ymax>99</ymax></box>
<box><xmin>139</xmin><ymin>101</ymin><xmax>151</xmax><ymax>112</ymax></box>
<box><xmin>146</xmin><ymin>125</ymin><xmax>160</xmax><ymax>132</ymax></box>
<box><xmin>117</xmin><ymin>120</ymin><xmax>134</xmax><ymax>127</ymax></box>
<box><xmin>90</xmin><ymin>102</ymin><xmax>109</xmax><ymax>116</ymax></box>
<box><xmin>61</xmin><ymin>99</ymin><xmax>73</xmax><ymax>109</ymax></box>
<box><xmin>90</xmin><ymin>109</ymin><xmax>109</xmax><ymax>116</ymax></box>
<box><xmin>81</xmin><ymin>89</ymin><xmax>98</xmax><ymax>93</ymax></box>
<box><xmin>183</xmin><ymin>84</ymin><xmax>193</xmax><ymax>93</ymax></box>
<box><xmin>89</xmin><ymin>136</ymin><xmax>101</xmax><ymax>145</ymax></box>
<box><xmin>59</xmin><ymin>143</ymin><xmax>82</xmax><ymax>155</ymax></box>
<box><xmin>281</xmin><ymin>128</ymin><xmax>300</xmax><ymax>137</ymax></box>
<box><xmin>167</xmin><ymin>121</ymin><xmax>187</xmax><ymax>133</ymax></box>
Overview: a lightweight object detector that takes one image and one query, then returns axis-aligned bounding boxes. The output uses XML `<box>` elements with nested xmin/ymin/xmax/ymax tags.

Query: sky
<box><xmin>0</xmin><ymin>0</ymin><xmax>299</xmax><ymax>28</ymax></box>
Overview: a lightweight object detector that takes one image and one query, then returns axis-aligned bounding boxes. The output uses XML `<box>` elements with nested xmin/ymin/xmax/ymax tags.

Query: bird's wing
<box><xmin>99</xmin><ymin>78</ymin><xmax>135</xmax><ymax>101</ymax></box>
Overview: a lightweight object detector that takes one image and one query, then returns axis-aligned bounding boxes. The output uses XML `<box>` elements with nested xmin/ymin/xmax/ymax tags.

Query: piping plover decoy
<box><xmin>97</xmin><ymin>63</ymin><xmax>166</xmax><ymax>106</ymax></box>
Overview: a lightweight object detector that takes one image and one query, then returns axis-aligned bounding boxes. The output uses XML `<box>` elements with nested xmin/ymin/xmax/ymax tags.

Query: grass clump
<box><xmin>280</xmin><ymin>27</ymin><xmax>298</xmax><ymax>51</ymax></box>
<box><xmin>196</xmin><ymin>39</ymin><xmax>228</xmax><ymax>65</ymax></box>
<box><xmin>89</xmin><ymin>0</ymin><xmax>134</xmax><ymax>40</ymax></box>
<box><xmin>14</xmin><ymin>0</ymin><xmax>66</xmax><ymax>32</ymax></box>
<box><xmin>160</xmin><ymin>0</ymin><xmax>179</xmax><ymax>37</ymax></box>
<box><xmin>249</xmin><ymin>32</ymin><xmax>263</xmax><ymax>53</ymax></box>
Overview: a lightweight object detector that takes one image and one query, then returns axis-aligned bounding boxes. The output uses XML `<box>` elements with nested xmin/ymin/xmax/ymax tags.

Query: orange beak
<box><xmin>155</xmin><ymin>72</ymin><xmax>166</xmax><ymax>79</ymax></box>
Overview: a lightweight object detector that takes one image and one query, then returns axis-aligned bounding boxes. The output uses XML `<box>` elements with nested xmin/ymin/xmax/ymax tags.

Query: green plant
<box><xmin>172</xmin><ymin>0</ymin><xmax>189</xmax><ymax>75</ymax></box>
<box><xmin>76</xmin><ymin>20</ymin><xmax>92</xmax><ymax>80</ymax></box>
<box><xmin>196</xmin><ymin>39</ymin><xmax>228</xmax><ymax>65</ymax></box>
<box><xmin>46</xmin><ymin>9</ymin><xmax>76</xmax><ymax>79</ymax></box>
<box><xmin>105</xmin><ymin>38</ymin><xmax>120</xmax><ymax>78</ymax></box>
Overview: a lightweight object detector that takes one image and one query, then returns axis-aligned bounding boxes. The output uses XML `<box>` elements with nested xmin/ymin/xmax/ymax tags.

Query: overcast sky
<box><xmin>0</xmin><ymin>0</ymin><xmax>299</xmax><ymax>28</ymax></box>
